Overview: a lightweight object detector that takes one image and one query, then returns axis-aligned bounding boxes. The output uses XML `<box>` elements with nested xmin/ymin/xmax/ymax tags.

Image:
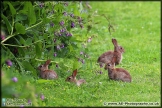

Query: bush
<box><xmin>1</xmin><ymin>1</ymin><xmax>94</xmax><ymax>106</ymax></box>
<box><xmin>1</xmin><ymin>1</ymin><xmax>93</xmax><ymax>74</ymax></box>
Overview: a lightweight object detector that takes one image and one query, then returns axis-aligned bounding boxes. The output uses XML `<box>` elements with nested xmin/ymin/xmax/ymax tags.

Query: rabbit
<box><xmin>65</xmin><ymin>69</ymin><xmax>86</xmax><ymax>86</ymax></box>
<box><xmin>97</xmin><ymin>38</ymin><xmax>125</xmax><ymax>68</ymax></box>
<box><xmin>37</xmin><ymin>60</ymin><xmax>58</xmax><ymax>80</ymax></box>
<box><xmin>104</xmin><ymin>55</ymin><xmax>131</xmax><ymax>82</ymax></box>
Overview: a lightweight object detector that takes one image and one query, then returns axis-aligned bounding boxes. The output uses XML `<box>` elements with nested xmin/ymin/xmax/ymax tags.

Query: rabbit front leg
<box><xmin>108</xmin><ymin>71</ymin><xmax>115</xmax><ymax>80</ymax></box>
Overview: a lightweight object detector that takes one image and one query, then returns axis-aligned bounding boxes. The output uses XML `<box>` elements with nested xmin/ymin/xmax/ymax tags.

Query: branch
<box><xmin>1</xmin><ymin>21</ymin><xmax>43</xmax><ymax>44</ymax></box>
<box><xmin>2</xmin><ymin>39</ymin><xmax>43</xmax><ymax>47</ymax></box>
<box><xmin>25</xmin><ymin>21</ymin><xmax>43</xmax><ymax>31</ymax></box>
<box><xmin>2</xmin><ymin>44</ymin><xmax>29</xmax><ymax>48</ymax></box>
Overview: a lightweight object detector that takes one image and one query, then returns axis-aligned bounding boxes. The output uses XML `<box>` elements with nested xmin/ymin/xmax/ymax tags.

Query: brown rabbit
<box><xmin>97</xmin><ymin>38</ymin><xmax>124</xmax><ymax>68</ymax></box>
<box><xmin>38</xmin><ymin>60</ymin><xmax>58</xmax><ymax>80</ymax></box>
<box><xmin>104</xmin><ymin>55</ymin><xmax>131</xmax><ymax>82</ymax></box>
<box><xmin>65</xmin><ymin>69</ymin><xmax>86</xmax><ymax>86</ymax></box>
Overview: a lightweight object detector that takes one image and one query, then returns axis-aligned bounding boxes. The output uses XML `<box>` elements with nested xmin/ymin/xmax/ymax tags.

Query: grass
<box><xmin>3</xmin><ymin>1</ymin><xmax>160</xmax><ymax>107</ymax></box>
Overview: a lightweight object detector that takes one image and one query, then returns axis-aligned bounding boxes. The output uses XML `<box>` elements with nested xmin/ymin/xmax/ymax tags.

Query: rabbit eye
<box><xmin>108</xmin><ymin>64</ymin><xmax>111</xmax><ymax>66</ymax></box>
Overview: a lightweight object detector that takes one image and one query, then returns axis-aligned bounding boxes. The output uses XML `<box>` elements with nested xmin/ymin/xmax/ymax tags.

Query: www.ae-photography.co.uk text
<box><xmin>103</xmin><ymin>102</ymin><xmax>160</xmax><ymax>106</ymax></box>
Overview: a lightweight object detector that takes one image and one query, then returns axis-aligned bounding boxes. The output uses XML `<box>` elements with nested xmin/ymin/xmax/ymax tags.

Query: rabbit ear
<box><xmin>72</xmin><ymin>69</ymin><xmax>77</xmax><ymax>78</ymax></box>
<box><xmin>112</xmin><ymin>38</ymin><xmax>118</xmax><ymax>46</ymax></box>
<box><xmin>44</xmin><ymin>60</ymin><xmax>51</xmax><ymax>66</ymax></box>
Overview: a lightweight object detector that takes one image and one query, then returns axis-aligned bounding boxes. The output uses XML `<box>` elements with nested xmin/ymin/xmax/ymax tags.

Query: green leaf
<box><xmin>1</xmin><ymin>14</ymin><xmax>12</xmax><ymax>33</ymax></box>
<box><xmin>35</xmin><ymin>43</ymin><xmax>41</xmax><ymax>58</ymax></box>
<box><xmin>15</xmin><ymin>23</ymin><xmax>26</xmax><ymax>34</ymax></box>
<box><xmin>73</xmin><ymin>4</ymin><xmax>80</xmax><ymax>16</ymax></box>
<box><xmin>7</xmin><ymin>2</ymin><xmax>16</xmax><ymax>17</ymax></box>
<box><xmin>36</xmin><ymin>79</ymin><xmax>51</xmax><ymax>84</ymax></box>
<box><xmin>48</xmin><ymin>43</ymin><xmax>54</xmax><ymax>57</ymax></box>
<box><xmin>19</xmin><ymin>10</ymin><xmax>28</xmax><ymax>15</ymax></box>
<box><xmin>19</xmin><ymin>36</ymin><xmax>26</xmax><ymax>45</ymax></box>
<box><xmin>73</xmin><ymin>59</ymin><xmax>79</xmax><ymax>71</ymax></box>
<box><xmin>43</xmin><ymin>34</ymin><xmax>48</xmax><ymax>40</ymax></box>
<box><xmin>16</xmin><ymin>60</ymin><xmax>25</xmax><ymax>74</ymax></box>
<box><xmin>79</xmin><ymin>2</ymin><xmax>83</xmax><ymax>13</ymax></box>
<box><xmin>22</xmin><ymin>61</ymin><xmax>37</xmax><ymax>77</ymax></box>
<box><xmin>22</xmin><ymin>2</ymin><xmax>29</xmax><ymax>12</ymax></box>
<box><xmin>27</xmin><ymin>2</ymin><xmax>36</xmax><ymax>25</ymax></box>
<box><xmin>15</xmin><ymin>14</ymin><xmax>27</xmax><ymax>22</ymax></box>
<box><xmin>17</xmin><ymin>47</ymin><xmax>25</xmax><ymax>57</ymax></box>
<box><xmin>46</xmin><ymin>45</ymin><xmax>53</xmax><ymax>49</ymax></box>
<box><xmin>43</xmin><ymin>17</ymin><xmax>51</xmax><ymax>24</ymax></box>
<box><xmin>68</xmin><ymin>44</ymin><xmax>73</xmax><ymax>52</ymax></box>
<box><xmin>25</xmin><ymin>38</ymin><xmax>32</xmax><ymax>46</ymax></box>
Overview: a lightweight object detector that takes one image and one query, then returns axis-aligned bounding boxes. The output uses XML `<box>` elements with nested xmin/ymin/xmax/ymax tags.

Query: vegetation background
<box><xmin>1</xmin><ymin>1</ymin><xmax>160</xmax><ymax>107</ymax></box>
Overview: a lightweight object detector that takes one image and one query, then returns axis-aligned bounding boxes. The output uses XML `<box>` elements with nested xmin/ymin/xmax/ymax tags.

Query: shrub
<box><xmin>1</xmin><ymin>1</ymin><xmax>94</xmax><ymax>106</ymax></box>
<box><xmin>1</xmin><ymin>1</ymin><xmax>93</xmax><ymax>76</ymax></box>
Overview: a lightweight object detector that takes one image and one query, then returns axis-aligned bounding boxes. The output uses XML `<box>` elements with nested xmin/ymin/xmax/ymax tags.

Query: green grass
<box><xmin>5</xmin><ymin>2</ymin><xmax>160</xmax><ymax>107</ymax></box>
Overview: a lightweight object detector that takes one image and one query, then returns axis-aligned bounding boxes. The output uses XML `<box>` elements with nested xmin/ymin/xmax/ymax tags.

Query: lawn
<box><xmin>37</xmin><ymin>2</ymin><xmax>160</xmax><ymax>106</ymax></box>
<box><xmin>2</xmin><ymin>1</ymin><xmax>160</xmax><ymax>107</ymax></box>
